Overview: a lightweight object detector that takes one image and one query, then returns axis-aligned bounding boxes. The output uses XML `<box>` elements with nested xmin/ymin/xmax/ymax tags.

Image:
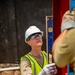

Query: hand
<box><xmin>61</xmin><ymin>8</ymin><xmax>75</xmax><ymax>25</ymax></box>
<box><xmin>38</xmin><ymin>63</ymin><xmax>57</xmax><ymax>75</ymax></box>
<box><xmin>61</xmin><ymin>8</ymin><xmax>75</xmax><ymax>32</ymax></box>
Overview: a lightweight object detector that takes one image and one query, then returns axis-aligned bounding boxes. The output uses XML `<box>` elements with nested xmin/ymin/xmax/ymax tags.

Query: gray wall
<box><xmin>0</xmin><ymin>0</ymin><xmax>52</xmax><ymax>63</ymax></box>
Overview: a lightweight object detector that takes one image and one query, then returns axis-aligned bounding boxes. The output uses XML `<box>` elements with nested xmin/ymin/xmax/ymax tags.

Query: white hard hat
<box><xmin>25</xmin><ymin>26</ymin><xmax>43</xmax><ymax>42</ymax></box>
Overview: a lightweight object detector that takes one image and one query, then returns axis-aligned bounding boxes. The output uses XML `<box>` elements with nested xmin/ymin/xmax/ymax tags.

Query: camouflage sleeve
<box><xmin>20</xmin><ymin>58</ymin><xmax>32</xmax><ymax>75</ymax></box>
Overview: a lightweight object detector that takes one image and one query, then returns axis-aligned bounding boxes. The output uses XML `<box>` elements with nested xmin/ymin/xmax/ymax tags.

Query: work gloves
<box><xmin>61</xmin><ymin>8</ymin><xmax>75</xmax><ymax>32</ymax></box>
<box><xmin>38</xmin><ymin>63</ymin><xmax>57</xmax><ymax>75</ymax></box>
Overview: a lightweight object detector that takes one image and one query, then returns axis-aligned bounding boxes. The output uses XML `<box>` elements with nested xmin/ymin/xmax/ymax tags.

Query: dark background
<box><xmin>0</xmin><ymin>0</ymin><xmax>52</xmax><ymax>63</ymax></box>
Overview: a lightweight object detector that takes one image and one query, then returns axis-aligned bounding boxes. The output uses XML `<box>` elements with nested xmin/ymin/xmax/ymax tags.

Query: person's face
<box><xmin>27</xmin><ymin>33</ymin><xmax>43</xmax><ymax>47</ymax></box>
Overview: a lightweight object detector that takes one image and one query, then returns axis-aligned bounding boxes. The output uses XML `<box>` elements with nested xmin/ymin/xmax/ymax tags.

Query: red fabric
<box><xmin>53</xmin><ymin>0</ymin><xmax>69</xmax><ymax>75</ymax></box>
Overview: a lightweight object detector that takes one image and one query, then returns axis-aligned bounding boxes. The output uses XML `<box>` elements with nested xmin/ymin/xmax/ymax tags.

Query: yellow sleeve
<box><xmin>54</xmin><ymin>36</ymin><xmax>72</xmax><ymax>68</ymax></box>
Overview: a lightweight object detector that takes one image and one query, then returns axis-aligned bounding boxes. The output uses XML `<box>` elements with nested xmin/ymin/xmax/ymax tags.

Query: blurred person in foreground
<box><xmin>52</xmin><ymin>9</ymin><xmax>75</xmax><ymax>74</ymax></box>
<box><xmin>20</xmin><ymin>26</ymin><xmax>57</xmax><ymax>75</ymax></box>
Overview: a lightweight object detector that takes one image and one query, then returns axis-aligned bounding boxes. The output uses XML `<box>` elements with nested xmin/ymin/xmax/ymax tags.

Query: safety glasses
<box><xmin>30</xmin><ymin>34</ymin><xmax>42</xmax><ymax>39</ymax></box>
<box><xmin>26</xmin><ymin>33</ymin><xmax>42</xmax><ymax>41</ymax></box>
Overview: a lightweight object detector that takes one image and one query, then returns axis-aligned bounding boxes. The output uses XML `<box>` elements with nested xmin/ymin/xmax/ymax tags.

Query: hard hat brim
<box><xmin>25</xmin><ymin>31</ymin><xmax>43</xmax><ymax>42</ymax></box>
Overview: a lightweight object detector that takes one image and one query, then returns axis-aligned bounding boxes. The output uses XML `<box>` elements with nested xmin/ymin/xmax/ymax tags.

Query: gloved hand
<box><xmin>38</xmin><ymin>63</ymin><xmax>57</xmax><ymax>75</ymax></box>
<box><xmin>61</xmin><ymin>8</ymin><xmax>75</xmax><ymax>32</ymax></box>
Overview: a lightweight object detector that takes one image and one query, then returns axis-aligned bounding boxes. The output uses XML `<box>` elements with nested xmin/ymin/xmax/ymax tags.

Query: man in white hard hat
<box><xmin>20</xmin><ymin>26</ymin><xmax>57</xmax><ymax>75</ymax></box>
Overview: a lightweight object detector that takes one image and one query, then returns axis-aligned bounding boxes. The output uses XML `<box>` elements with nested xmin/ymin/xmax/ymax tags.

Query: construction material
<box><xmin>0</xmin><ymin>66</ymin><xmax>20</xmax><ymax>71</ymax></box>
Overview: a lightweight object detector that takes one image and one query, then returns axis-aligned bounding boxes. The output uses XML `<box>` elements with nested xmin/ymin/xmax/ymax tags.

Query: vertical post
<box><xmin>68</xmin><ymin>0</ymin><xmax>75</xmax><ymax>75</ymax></box>
<box><xmin>46</xmin><ymin>16</ymin><xmax>54</xmax><ymax>63</ymax></box>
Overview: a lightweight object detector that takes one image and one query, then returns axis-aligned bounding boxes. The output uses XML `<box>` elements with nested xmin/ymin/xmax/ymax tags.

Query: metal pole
<box><xmin>0</xmin><ymin>66</ymin><xmax>20</xmax><ymax>71</ymax></box>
